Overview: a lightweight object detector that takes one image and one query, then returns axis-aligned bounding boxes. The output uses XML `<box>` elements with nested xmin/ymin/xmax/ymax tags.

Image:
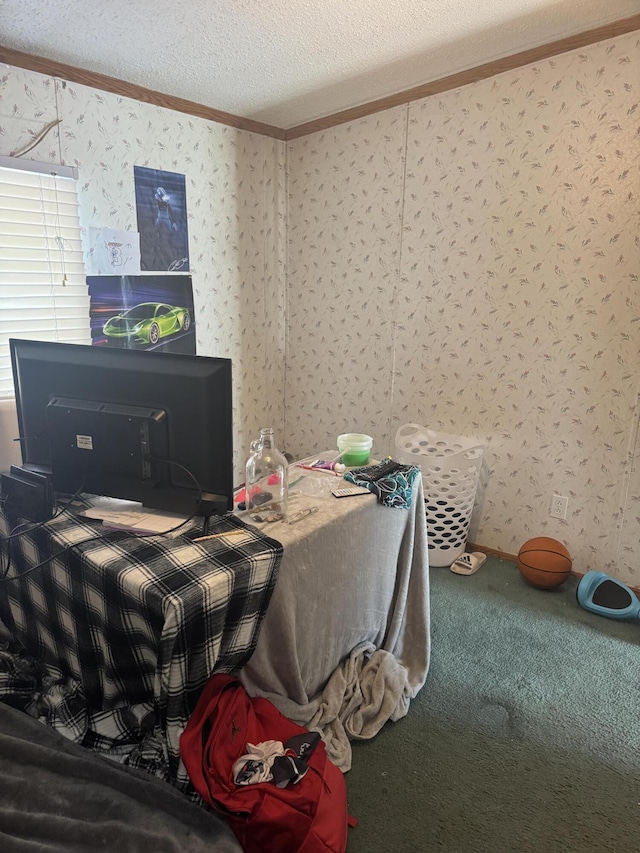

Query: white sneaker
<box><xmin>450</xmin><ymin>551</ymin><xmax>487</xmax><ymax>575</ymax></box>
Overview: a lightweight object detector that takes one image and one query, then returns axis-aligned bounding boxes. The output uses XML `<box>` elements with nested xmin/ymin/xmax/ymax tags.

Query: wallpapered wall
<box><xmin>0</xmin><ymin>66</ymin><xmax>287</xmax><ymax>483</ymax></box>
<box><xmin>285</xmin><ymin>31</ymin><xmax>640</xmax><ymax>583</ymax></box>
<box><xmin>1</xmin><ymin>29</ymin><xmax>639</xmax><ymax>584</ymax></box>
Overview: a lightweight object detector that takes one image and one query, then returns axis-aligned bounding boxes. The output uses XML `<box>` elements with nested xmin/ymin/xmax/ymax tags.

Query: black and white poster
<box><xmin>134</xmin><ymin>166</ymin><xmax>190</xmax><ymax>272</ymax></box>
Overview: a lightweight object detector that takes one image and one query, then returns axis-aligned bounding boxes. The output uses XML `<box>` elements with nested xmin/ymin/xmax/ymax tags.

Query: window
<box><xmin>0</xmin><ymin>155</ymin><xmax>90</xmax><ymax>399</ymax></box>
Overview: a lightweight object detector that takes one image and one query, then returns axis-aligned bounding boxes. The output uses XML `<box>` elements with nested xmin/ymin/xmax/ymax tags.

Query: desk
<box><xmin>0</xmin><ymin>473</ymin><xmax>430</xmax><ymax>781</ymax></box>
<box><xmin>239</xmin><ymin>472</ymin><xmax>430</xmax><ymax>770</ymax></box>
<box><xmin>0</xmin><ymin>509</ymin><xmax>282</xmax><ymax>791</ymax></box>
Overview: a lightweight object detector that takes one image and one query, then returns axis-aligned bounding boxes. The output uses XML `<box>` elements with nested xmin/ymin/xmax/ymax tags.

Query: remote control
<box><xmin>331</xmin><ymin>485</ymin><xmax>371</xmax><ymax>498</ymax></box>
<box><xmin>355</xmin><ymin>459</ymin><xmax>405</xmax><ymax>482</ymax></box>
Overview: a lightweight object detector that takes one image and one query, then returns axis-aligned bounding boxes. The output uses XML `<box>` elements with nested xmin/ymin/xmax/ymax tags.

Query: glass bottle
<box><xmin>245</xmin><ymin>428</ymin><xmax>288</xmax><ymax>523</ymax></box>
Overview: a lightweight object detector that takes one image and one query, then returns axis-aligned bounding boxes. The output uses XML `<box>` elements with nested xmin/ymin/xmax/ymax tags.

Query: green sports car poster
<box><xmin>88</xmin><ymin>274</ymin><xmax>195</xmax><ymax>354</ymax></box>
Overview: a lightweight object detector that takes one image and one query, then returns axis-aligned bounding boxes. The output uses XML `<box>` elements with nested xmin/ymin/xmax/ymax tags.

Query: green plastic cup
<box><xmin>337</xmin><ymin>433</ymin><xmax>373</xmax><ymax>467</ymax></box>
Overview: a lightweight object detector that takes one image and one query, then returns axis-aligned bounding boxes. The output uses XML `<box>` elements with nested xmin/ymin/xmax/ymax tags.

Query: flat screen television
<box><xmin>9</xmin><ymin>338</ymin><xmax>233</xmax><ymax>519</ymax></box>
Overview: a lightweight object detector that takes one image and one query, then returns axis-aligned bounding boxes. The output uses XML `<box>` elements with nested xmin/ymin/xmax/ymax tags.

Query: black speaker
<box><xmin>1</xmin><ymin>465</ymin><xmax>54</xmax><ymax>523</ymax></box>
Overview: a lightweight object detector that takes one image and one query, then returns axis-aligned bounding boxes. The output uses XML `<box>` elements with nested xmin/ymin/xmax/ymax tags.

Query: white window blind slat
<box><xmin>1</xmin><ymin>222</ymin><xmax>83</xmax><ymax>239</ymax></box>
<box><xmin>0</xmin><ymin>269</ymin><xmax>88</xmax><ymax>287</ymax></box>
<box><xmin>0</xmin><ymin>311</ymin><xmax>90</xmax><ymax>329</ymax></box>
<box><xmin>0</xmin><ymin>283</ymin><xmax>88</xmax><ymax>299</ymax></box>
<box><xmin>0</xmin><ymin>161</ymin><xmax>90</xmax><ymax>399</ymax></box>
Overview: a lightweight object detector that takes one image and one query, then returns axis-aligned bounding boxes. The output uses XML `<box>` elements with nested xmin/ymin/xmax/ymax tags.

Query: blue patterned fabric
<box><xmin>344</xmin><ymin>458</ymin><xmax>421</xmax><ymax>508</ymax></box>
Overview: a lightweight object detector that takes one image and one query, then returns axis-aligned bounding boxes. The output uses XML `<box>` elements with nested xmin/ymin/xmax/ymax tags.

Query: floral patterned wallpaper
<box><xmin>0</xmin><ymin>67</ymin><xmax>287</xmax><ymax>482</ymax></box>
<box><xmin>2</xmin><ymin>29</ymin><xmax>639</xmax><ymax>585</ymax></box>
<box><xmin>286</xmin><ymin>32</ymin><xmax>640</xmax><ymax>584</ymax></box>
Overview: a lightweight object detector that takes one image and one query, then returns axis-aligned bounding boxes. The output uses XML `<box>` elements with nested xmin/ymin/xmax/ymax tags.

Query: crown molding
<box><xmin>2</xmin><ymin>14</ymin><xmax>638</xmax><ymax>143</ymax></box>
<box><xmin>285</xmin><ymin>14</ymin><xmax>640</xmax><ymax>139</ymax></box>
<box><xmin>0</xmin><ymin>45</ymin><xmax>287</xmax><ymax>140</ymax></box>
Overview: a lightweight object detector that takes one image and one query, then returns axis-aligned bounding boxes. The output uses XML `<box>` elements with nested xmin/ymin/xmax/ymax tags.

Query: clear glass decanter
<box><xmin>245</xmin><ymin>427</ymin><xmax>289</xmax><ymax>522</ymax></box>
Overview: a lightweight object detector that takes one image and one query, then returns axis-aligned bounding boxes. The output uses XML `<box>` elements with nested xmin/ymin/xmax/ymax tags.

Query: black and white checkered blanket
<box><xmin>0</xmin><ymin>507</ymin><xmax>282</xmax><ymax>792</ymax></box>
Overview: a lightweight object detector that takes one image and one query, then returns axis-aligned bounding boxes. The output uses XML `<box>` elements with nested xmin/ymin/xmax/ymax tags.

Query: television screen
<box><xmin>9</xmin><ymin>339</ymin><xmax>233</xmax><ymax>518</ymax></box>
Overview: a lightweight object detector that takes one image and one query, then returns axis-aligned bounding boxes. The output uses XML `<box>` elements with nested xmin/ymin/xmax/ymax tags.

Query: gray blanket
<box><xmin>0</xmin><ymin>700</ymin><xmax>242</xmax><ymax>853</ymax></box>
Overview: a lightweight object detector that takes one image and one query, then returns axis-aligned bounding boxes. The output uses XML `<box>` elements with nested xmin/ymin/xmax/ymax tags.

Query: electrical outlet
<box><xmin>549</xmin><ymin>494</ymin><xmax>568</xmax><ymax>520</ymax></box>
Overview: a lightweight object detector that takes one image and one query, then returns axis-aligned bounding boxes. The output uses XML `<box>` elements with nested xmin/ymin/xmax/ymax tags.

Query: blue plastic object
<box><xmin>576</xmin><ymin>571</ymin><xmax>640</xmax><ymax>621</ymax></box>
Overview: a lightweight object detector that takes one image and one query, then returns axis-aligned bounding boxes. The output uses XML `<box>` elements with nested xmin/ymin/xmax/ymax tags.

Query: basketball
<box><xmin>517</xmin><ymin>537</ymin><xmax>572</xmax><ymax>589</ymax></box>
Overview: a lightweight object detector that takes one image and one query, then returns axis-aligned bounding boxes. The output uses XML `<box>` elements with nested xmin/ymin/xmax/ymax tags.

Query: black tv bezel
<box><xmin>9</xmin><ymin>338</ymin><xmax>234</xmax><ymax>518</ymax></box>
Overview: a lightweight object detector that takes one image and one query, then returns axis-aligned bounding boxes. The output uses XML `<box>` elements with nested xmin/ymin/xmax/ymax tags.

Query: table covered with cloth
<box><xmin>239</xmin><ymin>470</ymin><xmax>431</xmax><ymax>771</ymax></box>
<box><xmin>0</xmin><ymin>508</ymin><xmax>282</xmax><ymax>792</ymax></box>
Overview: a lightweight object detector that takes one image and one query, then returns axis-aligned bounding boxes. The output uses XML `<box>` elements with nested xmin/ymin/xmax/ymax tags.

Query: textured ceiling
<box><xmin>1</xmin><ymin>0</ymin><xmax>638</xmax><ymax>128</ymax></box>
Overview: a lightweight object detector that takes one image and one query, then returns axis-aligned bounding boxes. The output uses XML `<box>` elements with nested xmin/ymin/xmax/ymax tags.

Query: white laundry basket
<box><xmin>395</xmin><ymin>423</ymin><xmax>484</xmax><ymax>567</ymax></box>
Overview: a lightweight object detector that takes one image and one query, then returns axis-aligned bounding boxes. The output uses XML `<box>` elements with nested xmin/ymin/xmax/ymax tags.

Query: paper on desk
<box><xmin>78</xmin><ymin>496</ymin><xmax>189</xmax><ymax>534</ymax></box>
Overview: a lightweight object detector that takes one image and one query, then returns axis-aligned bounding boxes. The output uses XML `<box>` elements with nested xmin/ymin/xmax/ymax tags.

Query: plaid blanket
<box><xmin>0</xmin><ymin>507</ymin><xmax>282</xmax><ymax>792</ymax></box>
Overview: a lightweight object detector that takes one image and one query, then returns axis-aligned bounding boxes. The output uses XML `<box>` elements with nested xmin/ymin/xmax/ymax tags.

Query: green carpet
<box><xmin>345</xmin><ymin>558</ymin><xmax>640</xmax><ymax>852</ymax></box>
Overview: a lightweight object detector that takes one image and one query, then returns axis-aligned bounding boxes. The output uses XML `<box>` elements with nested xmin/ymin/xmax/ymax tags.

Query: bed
<box><xmin>0</xmin><ymin>690</ymin><xmax>242</xmax><ymax>852</ymax></box>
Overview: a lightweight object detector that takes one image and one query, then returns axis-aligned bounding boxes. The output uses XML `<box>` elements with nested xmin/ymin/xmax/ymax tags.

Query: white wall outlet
<box><xmin>549</xmin><ymin>494</ymin><xmax>568</xmax><ymax>520</ymax></box>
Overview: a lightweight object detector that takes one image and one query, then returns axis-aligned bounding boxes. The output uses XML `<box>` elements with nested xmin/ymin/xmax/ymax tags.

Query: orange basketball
<box><xmin>516</xmin><ymin>537</ymin><xmax>572</xmax><ymax>589</ymax></box>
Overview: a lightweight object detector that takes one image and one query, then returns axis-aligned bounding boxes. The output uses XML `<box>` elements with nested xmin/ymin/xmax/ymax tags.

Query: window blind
<box><xmin>0</xmin><ymin>158</ymin><xmax>90</xmax><ymax>399</ymax></box>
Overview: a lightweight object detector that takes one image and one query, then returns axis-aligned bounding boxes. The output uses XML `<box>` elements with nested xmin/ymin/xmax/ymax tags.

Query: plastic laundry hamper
<box><xmin>395</xmin><ymin>423</ymin><xmax>484</xmax><ymax>567</ymax></box>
